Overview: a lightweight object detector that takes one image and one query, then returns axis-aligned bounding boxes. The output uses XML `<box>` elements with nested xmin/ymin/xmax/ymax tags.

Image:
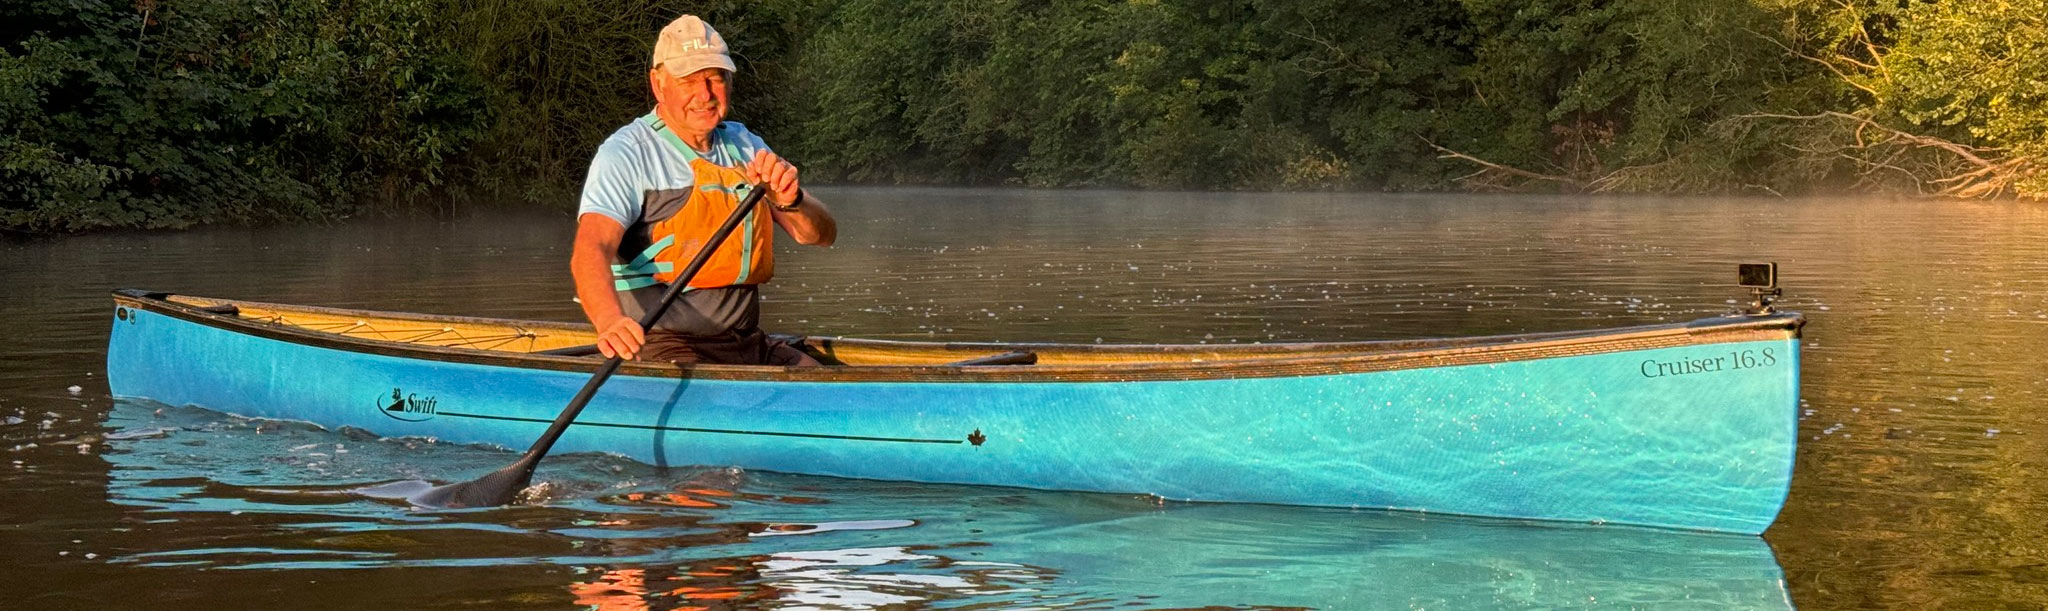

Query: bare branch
<box><xmin>1742</xmin><ymin>28</ymin><xmax>1883</xmax><ymax>100</ymax></box>
<box><xmin>1742</xmin><ymin>183</ymin><xmax>1786</xmax><ymax>198</ymax></box>
<box><xmin>1734</xmin><ymin>112</ymin><xmax>2035</xmax><ymax>199</ymax></box>
<box><xmin>1426</xmin><ymin>140</ymin><xmax>1587</xmax><ymax>189</ymax></box>
<box><xmin>1286</xmin><ymin>27</ymin><xmax>1376</xmax><ymax>79</ymax></box>
<box><xmin>1735</xmin><ymin>112</ymin><xmax>1999</xmax><ymax>167</ymax></box>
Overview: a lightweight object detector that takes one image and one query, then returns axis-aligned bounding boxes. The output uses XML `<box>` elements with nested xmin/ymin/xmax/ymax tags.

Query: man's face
<box><xmin>653</xmin><ymin>67</ymin><xmax>730</xmax><ymax>137</ymax></box>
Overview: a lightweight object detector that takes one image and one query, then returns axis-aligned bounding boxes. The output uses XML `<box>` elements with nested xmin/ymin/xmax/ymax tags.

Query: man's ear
<box><xmin>648</xmin><ymin>68</ymin><xmax>668</xmax><ymax>105</ymax></box>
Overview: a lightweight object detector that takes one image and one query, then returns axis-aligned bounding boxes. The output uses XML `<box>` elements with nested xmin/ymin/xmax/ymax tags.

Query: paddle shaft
<box><xmin>520</xmin><ymin>186</ymin><xmax>770</xmax><ymax>463</ymax></box>
<box><xmin>404</xmin><ymin>186</ymin><xmax>775</xmax><ymax>508</ymax></box>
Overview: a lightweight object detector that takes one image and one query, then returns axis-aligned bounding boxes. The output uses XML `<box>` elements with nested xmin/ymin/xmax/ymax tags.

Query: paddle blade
<box><xmin>404</xmin><ymin>461</ymin><xmax>535</xmax><ymax>508</ymax></box>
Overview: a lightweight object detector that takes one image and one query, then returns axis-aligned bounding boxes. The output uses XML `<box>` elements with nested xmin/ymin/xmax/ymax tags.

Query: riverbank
<box><xmin>5</xmin><ymin>0</ymin><xmax>2041</xmax><ymax>233</ymax></box>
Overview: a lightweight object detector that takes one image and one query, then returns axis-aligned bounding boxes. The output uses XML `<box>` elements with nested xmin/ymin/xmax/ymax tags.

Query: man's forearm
<box><xmin>570</xmin><ymin>245</ymin><xmax>626</xmax><ymax>327</ymax></box>
<box><xmin>773</xmin><ymin>190</ymin><xmax>837</xmax><ymax>246</ymax></box>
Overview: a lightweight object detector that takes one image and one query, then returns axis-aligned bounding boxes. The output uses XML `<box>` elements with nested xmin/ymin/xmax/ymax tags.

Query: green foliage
<box><xmin>770</xmin><ymin>0</ymin><xmax>1829</xmax><ymax>192</ymax></box>
<box><xmin>778</xmin><ymin>0</ymin><xmax>956</xmax><ymax>183</ymax></box>
<box><xmin>1884</xmin><ymin>0</ymin><xmax>2047</xmax><ymax>195</ymax></box>
<box><xmin>1741</xmin><ymin>0</ymin><xmax>2046</xmax><ymax>197</ymax></box>
<box><xmin>778</xmin><ymin>0</ymin><xmax>1476</xmax><ymax>189</ymax></box>
<box><xmin>447</xmin><ymin>0</ymin><xmax>818</xmax><ymax>202</ymax></box>
<box><xmin>1457</xmin><ymin>0</ymin><xmax>1798</xmax><ymax>176</ymax></box>
<box><xmin>5</xmin><ymin>0</ymin><xmax>2040</xmax><ymax>231</ymax></box>
<box><xmin>1</xmin><ymin>0</ymin><xmax>488</xmax><ymax>231</ymax></box>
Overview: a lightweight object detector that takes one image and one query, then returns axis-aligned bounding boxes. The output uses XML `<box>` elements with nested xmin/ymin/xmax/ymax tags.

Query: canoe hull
<box><xmin>107</xmin><ymin>298</ymin><xmax>1798</xmax><ymax>534</ymax></box>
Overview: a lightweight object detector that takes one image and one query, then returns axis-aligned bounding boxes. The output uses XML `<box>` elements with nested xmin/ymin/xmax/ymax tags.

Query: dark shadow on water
<box><xmin>650</xmin><ymin>375</ymin><xmax>691</xmax><ymax>470</ymax></box>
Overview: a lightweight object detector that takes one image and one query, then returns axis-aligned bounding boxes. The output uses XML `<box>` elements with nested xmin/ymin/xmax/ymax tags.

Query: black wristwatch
<box><xmin>774</xmin><ymin>190</ymin><xmax>806</xmax><ymax>212</ymax></box>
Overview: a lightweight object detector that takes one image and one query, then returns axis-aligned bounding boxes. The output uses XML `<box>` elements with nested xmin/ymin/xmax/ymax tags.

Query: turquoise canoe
<box><xmin>105</xmin><ymin>289</ymin><xmax>1802</xmax><ymax>534</ymax></box>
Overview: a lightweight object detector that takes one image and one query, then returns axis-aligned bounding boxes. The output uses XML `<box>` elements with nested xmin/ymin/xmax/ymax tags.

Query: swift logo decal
<box><xmin>379</xmin><ymin>388</ymin><xmax>440</xmax><ymax>422</ymax></box>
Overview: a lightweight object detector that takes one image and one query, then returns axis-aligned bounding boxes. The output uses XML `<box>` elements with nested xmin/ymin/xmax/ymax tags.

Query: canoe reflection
<box><xmin>99</xmin><ymin>401</ymin><xmax>1789</xmax><ymax>609</ymax></box>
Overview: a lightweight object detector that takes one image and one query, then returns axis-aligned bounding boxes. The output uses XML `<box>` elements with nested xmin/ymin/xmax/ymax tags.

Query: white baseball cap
<box><xmin>652</xmin><ymin>15</ymin><xmax>735</xmax><ymax>77</ymax></box>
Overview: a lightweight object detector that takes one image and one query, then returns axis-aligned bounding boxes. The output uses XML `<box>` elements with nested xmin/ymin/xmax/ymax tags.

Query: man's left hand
<box><xmin>746</xmin><ymin>151</ymin><xmax>801</xmax><ymax>208</ymax></box>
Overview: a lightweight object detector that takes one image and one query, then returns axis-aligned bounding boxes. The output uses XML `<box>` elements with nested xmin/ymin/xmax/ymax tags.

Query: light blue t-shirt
<box><xmin>576</xmin><ymin>117</ymin><xmax>776</xmax><ymax>338</ymax></box>
<box><xmin>576</xmin><ymin>118</ymin><xmax>772</xmax><ymax>228</ymax></box>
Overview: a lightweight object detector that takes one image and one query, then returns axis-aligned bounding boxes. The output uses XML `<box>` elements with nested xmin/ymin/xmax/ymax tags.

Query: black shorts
<box><xmin>638</xmin><ymin>329</ymin><xmax>818</xmax><ymax>366</ymax></box>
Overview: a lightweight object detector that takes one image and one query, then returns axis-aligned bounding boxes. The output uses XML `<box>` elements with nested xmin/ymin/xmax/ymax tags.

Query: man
<box><xmin>572</xmin><ymin>15</ymin><xmax>836</xmax><ymax>365</ymax></box>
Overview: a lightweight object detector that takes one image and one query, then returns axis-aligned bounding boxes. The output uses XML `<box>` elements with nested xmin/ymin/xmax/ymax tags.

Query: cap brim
<box><xmin>660</xmin><ymin>56</ymin><xmax>737</xmax><ymax>77</ymax></box>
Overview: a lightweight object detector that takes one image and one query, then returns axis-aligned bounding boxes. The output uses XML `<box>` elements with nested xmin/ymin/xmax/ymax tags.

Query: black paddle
<box><xmin>407</xmin><ymin>185</ymin><xmax>771</xmax><ymax>508</ymax></box>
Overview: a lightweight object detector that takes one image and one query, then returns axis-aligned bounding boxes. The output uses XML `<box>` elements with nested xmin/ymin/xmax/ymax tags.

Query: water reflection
<box><xmin>99</xmin><ymin>401</ymin><xmax>1788</xmax><ymax>609</ymax></box>
<box><xmin>14</xmin><ymin>190</ymin><xmax>2043</xmax><ymax>608</ymax></box>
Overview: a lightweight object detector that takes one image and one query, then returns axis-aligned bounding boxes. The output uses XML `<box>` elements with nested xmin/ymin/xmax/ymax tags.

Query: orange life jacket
<box><xmin>612</xmin><ymin>115</ymin><xmax>775</xmax><ymax>291</ymax></box>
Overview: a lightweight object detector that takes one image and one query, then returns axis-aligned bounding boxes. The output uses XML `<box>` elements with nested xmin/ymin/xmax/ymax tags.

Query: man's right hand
<box><xmin>574</xmin><ymin>213</ymin><xmax>641</xmax><ymax>360</ymax></box>
<box><xmin>596</xmin><ymin>315</ymin><xmax>646</xmax><ymax>360</ymax></box>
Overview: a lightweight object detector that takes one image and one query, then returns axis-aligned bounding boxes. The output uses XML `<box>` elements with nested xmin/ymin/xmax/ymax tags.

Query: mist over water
<box><xmin>3</xmin><ymin>188</ymin><xmax>2044</xmax><ymax>608</ymax></box>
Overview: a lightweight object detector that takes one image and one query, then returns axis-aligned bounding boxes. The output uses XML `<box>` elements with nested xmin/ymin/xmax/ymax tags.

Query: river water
<box><xmin>3</xmin><ymin>188</ymin><xmax>2044</xmax><ymax>608</ymax></box>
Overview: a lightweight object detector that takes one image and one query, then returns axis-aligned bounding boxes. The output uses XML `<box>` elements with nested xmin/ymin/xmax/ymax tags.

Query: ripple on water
<box><xmin>10</xmin><ymin>193</ymin><xmax>2047</xmax><ymax>609</ymax></box>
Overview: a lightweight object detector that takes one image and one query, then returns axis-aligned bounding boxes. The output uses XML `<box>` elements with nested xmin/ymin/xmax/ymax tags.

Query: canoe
<box><xmin>104</xmin><ymin>288</ymin><xmax>1803</xmax><ymax>534</ymax></box>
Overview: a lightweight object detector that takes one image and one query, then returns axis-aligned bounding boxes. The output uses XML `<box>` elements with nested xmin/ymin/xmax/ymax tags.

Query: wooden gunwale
<box><xmin>112</xmin><ymin>290</ymin><xmax>1804</xmax><ymax>384</ymax></box>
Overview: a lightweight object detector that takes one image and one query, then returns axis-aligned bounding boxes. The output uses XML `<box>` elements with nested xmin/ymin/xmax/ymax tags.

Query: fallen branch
<box><xmin>1735</xmin><ymin>111</ymin><xmax>2035</xmax><ymax>199</ymax></box>
<box><xmin>1426</xmin><ymin>141</ymin><xmax>1587</xmax><ymax>190</ymax></box>
<box><xmin>1428</xmin><ymin>140</ymin><xmax>1701</xmax><ymax>194</ymax></box>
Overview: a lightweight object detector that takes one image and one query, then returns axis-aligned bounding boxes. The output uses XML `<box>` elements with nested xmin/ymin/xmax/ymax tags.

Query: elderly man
<box><xmin>572</xmin><ymin>15</ymin><xmax>836</xmax><ymax>365</ymax></box>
